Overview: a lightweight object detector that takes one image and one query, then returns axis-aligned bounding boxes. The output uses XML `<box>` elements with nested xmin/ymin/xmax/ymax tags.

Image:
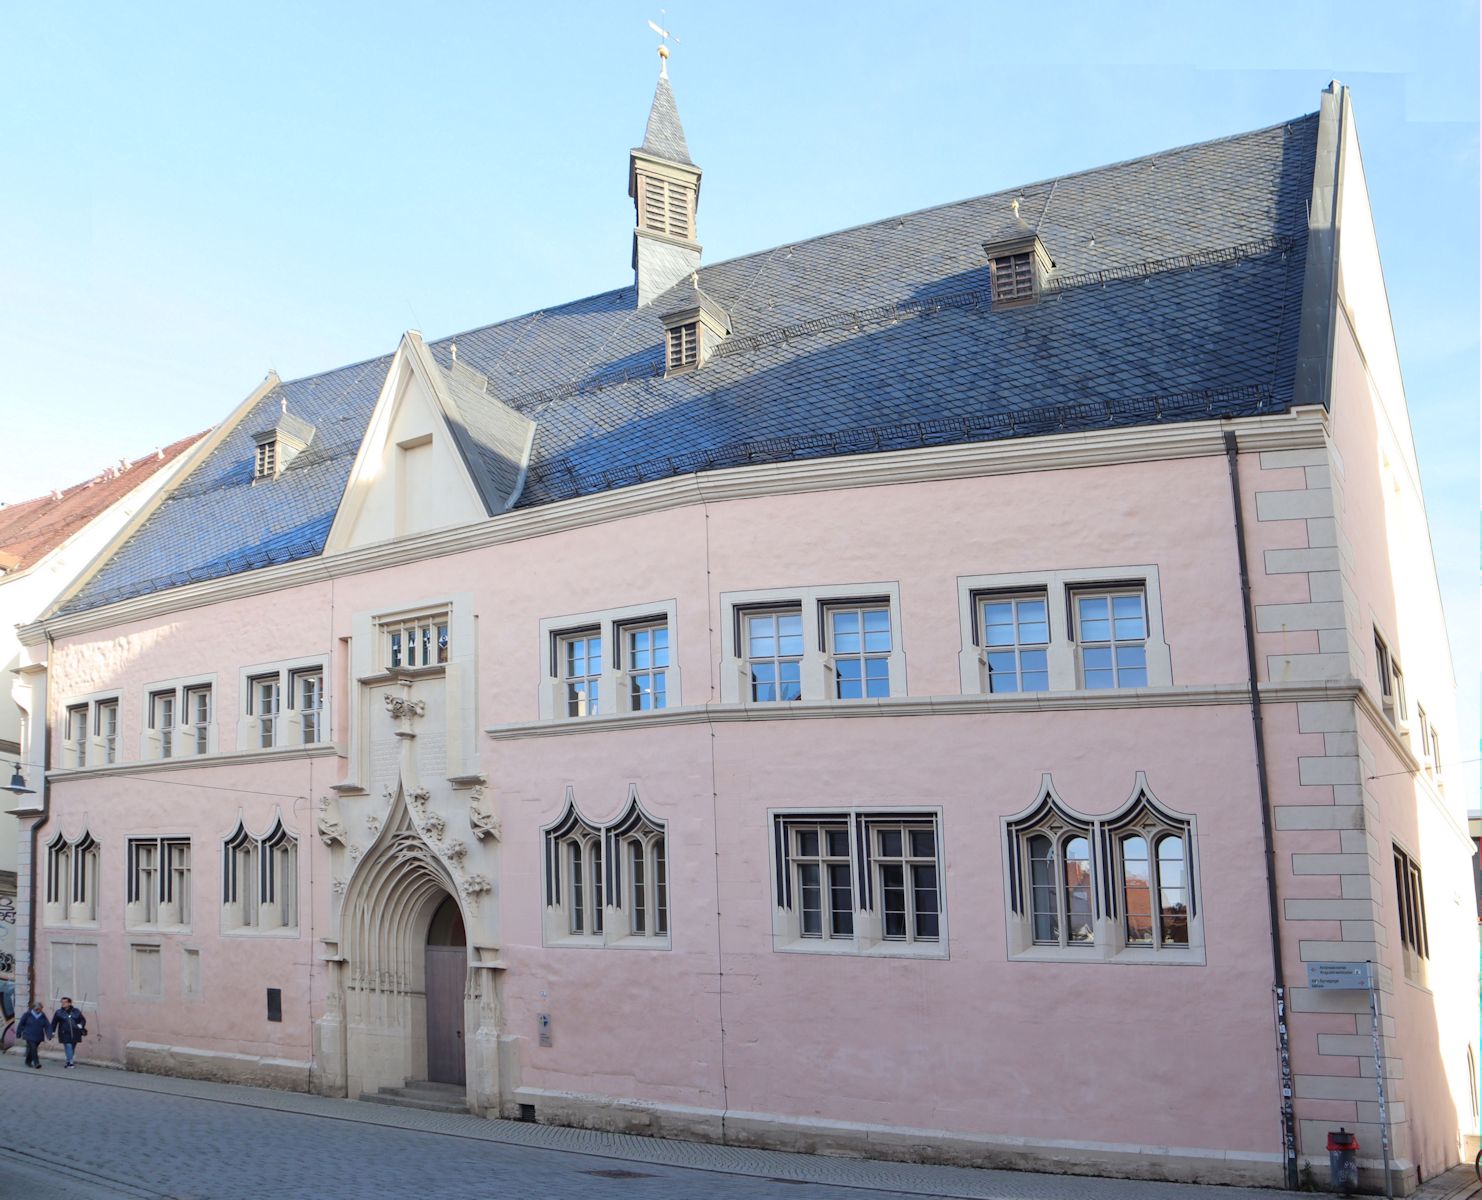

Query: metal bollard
<box><xmin>1327</xmin><ymin>1127</ymin><xmax>1359</xmax><ymax>1193</ymax></box>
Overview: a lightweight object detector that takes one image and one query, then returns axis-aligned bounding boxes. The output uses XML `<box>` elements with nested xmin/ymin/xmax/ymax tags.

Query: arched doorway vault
<box><xmin>315</xmin><ymin>788</ymin><xmax>497</xmax><ymax>1105</ymax></box>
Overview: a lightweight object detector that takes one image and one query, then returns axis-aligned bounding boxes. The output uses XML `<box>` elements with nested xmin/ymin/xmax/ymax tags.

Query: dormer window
<box><xmin>991</xmin><ymin>252</ymin><xmax>1035</xmax><ymax>303</ymax></box>
<box><xmin>251</xmin><ymin>410</ymin><xmax>315</xmax><ymax>482</ymax></box>
<box><xmin>983</xmin><ymin>234</ymin><xmax>1053</xmax><ymax>309</ymax></box>
<box><xmin>255</xmin><ymin>440</ymin><xmax>278</xmax><ymax>479</ymax></box>
<box><xmin>666</xmin><ymin>322</ymin><xmax>699</xmax><ymax>371</ymax></box>
<box><xmin>660</xmin><ymin>285</ymin><xmax>730</xmax><ymax>376</ymax></box>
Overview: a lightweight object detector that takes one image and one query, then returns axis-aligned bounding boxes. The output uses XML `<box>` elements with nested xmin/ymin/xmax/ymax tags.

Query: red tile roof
<box><xmin>0</xmin><ymin>432</ymin><xmax>207</xmax><ymax>575</ymax></box>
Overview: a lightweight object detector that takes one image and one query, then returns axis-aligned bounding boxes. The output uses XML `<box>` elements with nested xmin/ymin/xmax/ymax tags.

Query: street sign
<box><xmin>1306</xmin><ymin>961</ymin><xmax>1373</xmax><ymax>990</ymax></box>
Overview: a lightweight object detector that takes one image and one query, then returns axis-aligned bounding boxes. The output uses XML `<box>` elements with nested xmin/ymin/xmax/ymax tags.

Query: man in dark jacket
<box><xmin>17</xmin><ymin>1001</ymin><xmax>51</xmax><ymax>1068</ymax></box>
<box><xmin>51</xmin><ymin>997</ymin><xmax>87</xmax><ymax>1068</ymax></box>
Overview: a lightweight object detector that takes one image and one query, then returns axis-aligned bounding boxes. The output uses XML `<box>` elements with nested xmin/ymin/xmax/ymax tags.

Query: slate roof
<box><xmin>63</xmin><ymin>109</ymin><xmax>1319</xmax><ymax>615</ymax></box>
<box><xmin>0</xmin><ymin>433</ymin><xmax>205</xmax><ymax>576</ymax></box>
<box><xmin>639</xmin><ymin>75</ymin><xmax>694</xmax><ymax>165</ymax></box>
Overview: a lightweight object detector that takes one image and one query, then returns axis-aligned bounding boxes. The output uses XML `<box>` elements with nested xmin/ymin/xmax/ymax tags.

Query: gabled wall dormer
<box><xmin>630</xmin><ymin>56</ymin><xmax>702</xmax><ymax>308</ymax></box>
<box><xmin>252</xmin><ymin>410</ymin><xmax>316</xmax><ymax>480</ymax></box>
<box><xmin>323</xmin><ymin>332</ymin><xmax>535</xmax><ymax>553</ymax></box>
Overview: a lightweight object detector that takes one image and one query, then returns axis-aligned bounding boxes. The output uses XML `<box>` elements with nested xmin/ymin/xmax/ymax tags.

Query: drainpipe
<box><xmin>11</xmin><ymin>643</ymin><xmax>53</xmax><ymax>1007</ymax></box>
<box><xmin>1224</xmin><ymin>431</ymin><xmax>1299</xmax><ymax>1190</ymax></box>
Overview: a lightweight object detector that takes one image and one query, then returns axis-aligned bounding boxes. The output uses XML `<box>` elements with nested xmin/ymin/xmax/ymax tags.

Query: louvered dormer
<box><xmin>252</xmin><ymin>410</ymin><xmax>315</xmax><ymax>481</ymax></box>
<box><xmin>982</xmin><ymin>233</ymin><xmax>1053</xmax><ymax>309</ymax></box>
<box><xmin>630</xmin><ymin>61</ymin><xmax>702</xmax><ymax>308</ymax></box>
<box><xmin>659</xmin><ymin>277</ymin><xmax>730</xmax><ymax>374</ymax></box>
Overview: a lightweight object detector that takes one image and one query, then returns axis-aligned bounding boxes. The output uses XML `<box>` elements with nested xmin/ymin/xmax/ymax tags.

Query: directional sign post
<box><xmin>1306</xmin><ymin>962</ymin><xmax>1392</xmax><ymax>1197</ymax></box>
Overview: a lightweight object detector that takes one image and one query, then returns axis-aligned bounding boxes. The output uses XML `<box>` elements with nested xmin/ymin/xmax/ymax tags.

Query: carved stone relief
<box><xmin>469</xmin><ymin>786</ymin><xmax>501</xmax><ymax>842</ymax></box>
<box><xmin>317</xmin><ymin>795</ymin><xmax>348</xmax><ymax>847</ymax></box>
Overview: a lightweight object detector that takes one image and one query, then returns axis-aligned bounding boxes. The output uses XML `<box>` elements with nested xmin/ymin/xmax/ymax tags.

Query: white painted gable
<box><xmin>325</xmin><ymin>333</ymin><xmax>491</xmax><ymax>552</ymax></box>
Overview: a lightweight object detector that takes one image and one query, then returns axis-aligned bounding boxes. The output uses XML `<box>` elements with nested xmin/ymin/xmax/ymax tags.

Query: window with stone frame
<box><xmin>1393</xmin><ymin>844</ymin><xmax>1429</xmax><ymax>985</ymax></box>
<box><xmin>742</xmin><ymin>606</ymin><xmax>805</xmax><ymax>702</ymax></box>
<box><xmin>45</xmin><ymin>831</ymin><xmax>99</xmax><ymax>926</ymax></box>
<box><xmin>384</xmin><ymin>611</ymin><xmax>449</xmax><ymax>671</ymax></box>
<box><xmin>1073</xmin><ymin>588</ymin><xmax>1150</xmax><ymax>689</ymax></box>
<box><xmin>241</xmin><ymin>661</ymin><xmax>327</xmax><ymax>749</ymax></box>
<box><xmin>976</xmin><ymin>592</ymin><xmax>1050</xmax><ymax>693</ymax></box>
<box><xmin>126</xmin><ymin>836</ymin><xmax>191</xmax><ymax>929</ymax></box>
<box><xmin>145</xmin><ymin>680</ymin><xmax>215</xmax><ymax>759</ymax></box>
<box><xmin>184</xmin><ymin>685</ymin><xmax>212</xmax><ymax>754</ymax></box>
<box><xmin>537</xmin><ymin>602</ymin><xmax>681</xmax><ymax>721</ymax></box>
<box><xmin>1003</xmin><ymin>779</ymin><xmax>1200</xmax><ymax>963</ymax></box>
<box><xmin>623</xmin><ymin>620</ymin><xmax>670</xmax><ymax>712</ymax></box>
<box><xmin>608</xmin><ymin>799</ymin><xmax>668</xmax><ymax>939</ymax></box>
<box><xmin>292</xmin><ymin>667</ymin><xmax>325</xmax><ymax>743</ymax></box>
<box><xmin>64</xmin><ymin>704</ymin><xmax>89</xmax><ymax>767</ymax></box>
<box><xmin>1107</xmin><ymin>809</ymin><xmax>1192</xmax><ymax>951</ymax></box>
<box><xmin>556</xmin><ymin>628</ymin><xmax>603</xmax><ymax>718</ymax></box>
<box><xmin>96</xmin><ymin>699</ymin><xmax>119</xmax><ymax>764</ymax></box>
<box><xmin>149</xmin><ymin>689</ymin><xmax>176</xmax><ymax>758</ymax></box>
<box><xmin>222</xmin><ymin>819</ymin><xmax>298</xmax><ymax>933</ymax></box>
<box><xmin>1011</xmin><ymin>814</ymin><xmax>1096</xmax><ymax>949</ymax></box>
<box><xmin>543</xmin><ymin>791</ymin><xmax>670</xmax><ymax>947</ymax></box>
<box><xmin>958</xmin><ymin>568</ymin><xmax>1171</xmax><ymax>697</ymax></box>
<box><xmin>248</xmin><ymin>674</ymin><xmax>281</xmax><ymax>748</ymax></box>
<box><xmin>771</xmin><ymin>810</ymin><xmax>946</xmax><ymax>955</ymax></box>
<box><xmin>545</xmin><ymin>807</ymin><xmax>604</xmax><ymax>940</ymax></box>
<box><xmin>1373</xmin><ymin>628</ymin><xmax>1405</xmax><ymax>725</ymax></box>
<box><xmin>825</xmin><ymin>603</ymin><xmax>893</xmax><ymax>700</ymax></box>
<box><xmin>59</xmin><ymin>695</ymin><xmax>121</xmax><ymax>768</ymax></box>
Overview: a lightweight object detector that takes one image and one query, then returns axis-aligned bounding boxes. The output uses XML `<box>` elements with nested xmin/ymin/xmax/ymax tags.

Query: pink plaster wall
<box><xmin>27</xmin><ymin>424</ymin><xmax>1467</xmax><ymax>1171</ymax></box>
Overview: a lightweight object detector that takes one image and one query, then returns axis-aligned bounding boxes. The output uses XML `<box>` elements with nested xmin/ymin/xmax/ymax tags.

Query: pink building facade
<box><xmin>11</xmin><ymin>80</ymin><xmax>1474</xmax><ymax>1192</ymax></box>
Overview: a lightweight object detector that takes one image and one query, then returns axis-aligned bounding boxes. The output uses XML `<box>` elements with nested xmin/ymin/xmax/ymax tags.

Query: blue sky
<box><xmin>2</xmin><ymin>1</ymin><xmax>1477</xmax><ymax>783</ymax></box>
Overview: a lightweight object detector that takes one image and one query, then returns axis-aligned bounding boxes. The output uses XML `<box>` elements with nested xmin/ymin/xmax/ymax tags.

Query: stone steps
<box><xmin>360</xmin><ymin>1080</ymin><xmax>469</xmax><ymax>1115</ymax></box>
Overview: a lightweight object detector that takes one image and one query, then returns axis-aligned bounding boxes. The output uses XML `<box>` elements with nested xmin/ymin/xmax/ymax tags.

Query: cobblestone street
<box><xmin>0</xmin><ymin>1055</ymin><xmax>1378</xmax><ymax>1200</ymax></box>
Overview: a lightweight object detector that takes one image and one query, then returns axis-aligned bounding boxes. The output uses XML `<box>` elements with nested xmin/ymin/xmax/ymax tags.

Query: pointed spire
<box><xmin>640</xmin><ymin>73</ymin><xmax>693</xmax><ymax>166</ymax></box>
<box><xmin>630</xmin><ymin>40</ymin><xmax>703</xmax><ymax>307</ymax></box>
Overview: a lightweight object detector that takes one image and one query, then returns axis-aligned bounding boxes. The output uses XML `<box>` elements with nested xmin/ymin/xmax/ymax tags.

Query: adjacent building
<box><xmin>0</xmin><ymin>436</ymin><xmax>202</xmax><ymax>986</ymax></box>
<box><xmin>11</xmin><ymin>72</ymin><xmax>1474</xmax><ymax>1193</ymax></box>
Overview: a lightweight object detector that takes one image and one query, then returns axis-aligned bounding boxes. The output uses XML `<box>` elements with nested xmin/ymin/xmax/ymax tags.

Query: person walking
<box><xmin>17</xmin><ymin>1001</ymin><xmax>51</xmax><ymax>1068</ymax></box>
<box><xmin>51</xmin><ymin>996</ymin><xmax>87</xmax><ymax>1068</ymax></box>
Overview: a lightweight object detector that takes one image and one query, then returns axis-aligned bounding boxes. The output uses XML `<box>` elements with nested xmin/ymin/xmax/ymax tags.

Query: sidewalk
<box><xmin>1</xmin><ymin>1052</ymin><xmax>1476</xmax><ymax>1200</ymax></box>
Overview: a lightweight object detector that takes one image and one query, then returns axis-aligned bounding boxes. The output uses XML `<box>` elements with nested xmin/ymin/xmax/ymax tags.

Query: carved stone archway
<box><xmin>319</xmin><ymin>789</ymin><xmax>484</xmax><ymax>1102</ymax></box>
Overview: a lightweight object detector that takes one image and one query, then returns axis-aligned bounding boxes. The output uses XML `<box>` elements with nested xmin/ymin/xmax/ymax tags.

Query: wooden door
<box><xmin>424</xmin><ymin>945</ymin><xmax>466</xmax><ymax>1085</ymax></box>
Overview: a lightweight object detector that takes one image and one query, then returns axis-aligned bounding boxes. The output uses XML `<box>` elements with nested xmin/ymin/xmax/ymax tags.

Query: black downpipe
<box><xmin>1224</xmin><ymin>431</ymin><xmax>1299</xmax><ymax>1189</ymax></box>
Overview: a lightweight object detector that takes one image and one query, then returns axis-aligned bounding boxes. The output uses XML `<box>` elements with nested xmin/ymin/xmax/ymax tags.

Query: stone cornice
<box><xmin>47</xmin><ymin>742</ymin><xmax>338</xmax><ymax>784</ymax></box>
<box><xmin>486</xmin><ymin>684</ymin><xmax>1258</xmax><ymax>739</ymax></box>
<box><xmin>23</xmin><ymin>407</ymin><xmax>1329</xmax><ymax>643</ymax></box>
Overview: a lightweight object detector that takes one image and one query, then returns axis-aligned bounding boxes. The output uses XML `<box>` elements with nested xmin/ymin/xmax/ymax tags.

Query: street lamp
<box><xmin>1</xmin><ymin>763</ymin><xmax>34</xmax><ymax>795</ymax></box>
